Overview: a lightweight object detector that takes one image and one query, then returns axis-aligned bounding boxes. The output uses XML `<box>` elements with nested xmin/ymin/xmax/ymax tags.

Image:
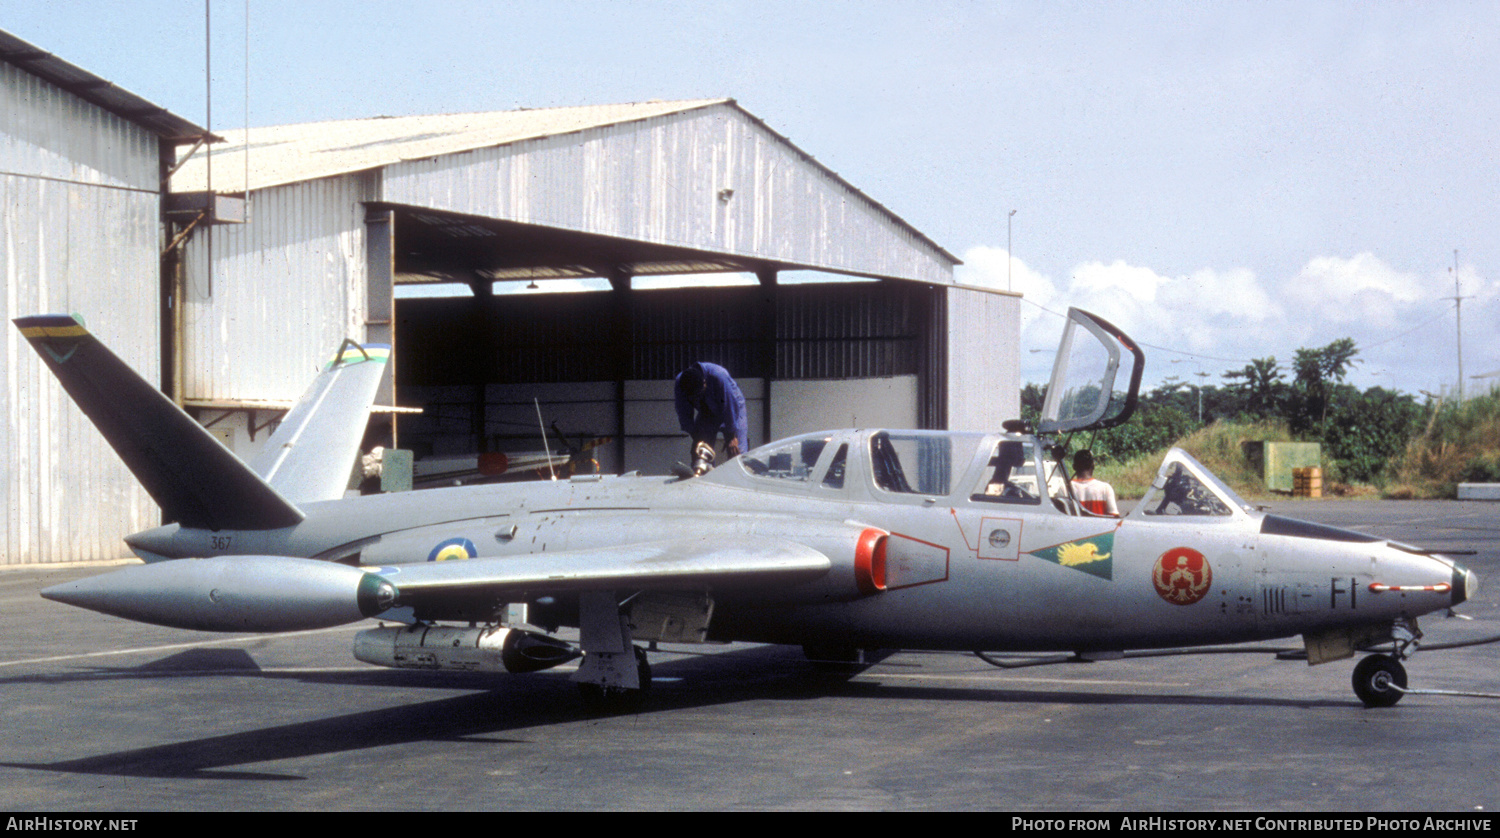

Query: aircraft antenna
<box><xmin>244</xmin><ymin>0</ymin><xmax>250</xmax><ymax>201</ymax></box>
<box><xmin>535</xmin><ymin>398</ymin><xmax>557</xmax><ymax>481</ymax></box>
<box><xmin>203</xmin><ymin>0</ymin><xmax>213</xmax><ymax>297</ymax></box>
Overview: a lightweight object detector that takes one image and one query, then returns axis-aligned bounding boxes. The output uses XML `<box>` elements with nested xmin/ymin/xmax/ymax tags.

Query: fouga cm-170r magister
<box><xmin>17</xmin><ymin>309</ymin><xmax>1479</xmax><ymax>708</ymax></box>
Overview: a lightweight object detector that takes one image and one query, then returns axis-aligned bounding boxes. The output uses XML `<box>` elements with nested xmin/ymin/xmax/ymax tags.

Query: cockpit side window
<box><xmin>741</xmin><ymin>436</ymin><xmax>830</xmax><ymax>483</ymax></box>
<box><xmin>1142</xmin><ymin>463</ymin><xmax>1232</xmax><ymax>516</ymax></box>
<box><xmin>871</xmin><ymin>432</ymin><xmax>953</xmax><ymax>495</ymax></box>
<box><xmin>970</xmin><ymin>440</ymin><xmax>1042</xmax><ymax>505</ymax></box>
<box><xmin>822</xmin><ymin>444</ymin><xmax>848</xmax><ymax>489</ymax></box>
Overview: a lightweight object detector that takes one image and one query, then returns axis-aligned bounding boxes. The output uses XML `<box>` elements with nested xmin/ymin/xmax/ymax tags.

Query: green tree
<box><xmin>1224</xmin><ymin>357</ymin><xmax>1285</xmax><ymax>419</ymax></box>
<box><xmin>1091</xmin><ymin>401</ymin><xmax>1196</xmax><ymax>464</ymax></box>
<box><xmin>1290</xmin><ymin>338</ymin><xmax>1359</xmax><ymax>433</ymax></box>
<box><xmin>1019</xmin><ymin>382</ymin><xmax>1046</xmax><ymax>427</ymax></box>
<box><xmin>1321</xmin><ymin>386</ymin><xmax>1422</xmax><ymax>482</ymax></box>
<box><xmin>1152</xmin><ymin>377</ymin><xmax>1196</xmax><ymax>419</ymax></box>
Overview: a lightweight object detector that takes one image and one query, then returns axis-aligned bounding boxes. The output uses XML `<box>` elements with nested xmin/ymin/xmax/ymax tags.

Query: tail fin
<box><xmin>14</xmin><ymin>315</ymin><xmax>304</xmax><ymax>530</ymax></box>
<box><xmin>249</xmin><ymin>340</ymin><xmax>389</xmax><ymax>504</ymax></box>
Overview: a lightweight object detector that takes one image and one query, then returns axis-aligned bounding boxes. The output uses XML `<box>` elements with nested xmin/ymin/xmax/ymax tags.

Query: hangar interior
<box><xmin>167</xmin><ymin>99</ymin><xmax>1021</xmax><ymax>479</ymax></box>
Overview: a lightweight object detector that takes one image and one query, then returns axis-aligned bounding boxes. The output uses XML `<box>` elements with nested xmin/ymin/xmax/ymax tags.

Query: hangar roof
<box><xmin>171</xmin><ymin>99</ymin><xmax>957</xmax><ymax>286</ymax></box>
<box><xmin>172</xmin><ymin>99</ymin><xmax>734</xmax><ymax>193</ymax></box>
<box><xmin>0</xmin><ymin>28</ymin><xmax>209</xmax><ymax>143</ymax></box>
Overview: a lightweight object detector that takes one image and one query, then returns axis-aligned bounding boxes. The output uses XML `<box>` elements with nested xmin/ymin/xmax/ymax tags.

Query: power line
<box><xmin>1021</xmin><ymin>293</ymin><xmax>1467</xmax><ymax>370</ymax></box>
<box><xmin>1020</xmin><ymin>297</ymin><xmax>1257</xmax><ymax>364</ymax></box>
<box><xmin>1358</xmin><ymin>301</ymin><xmax>1456</xmax><ymax>350</ymax></box>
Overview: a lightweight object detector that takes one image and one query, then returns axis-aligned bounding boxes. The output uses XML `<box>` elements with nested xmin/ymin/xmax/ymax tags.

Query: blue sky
<box><xmin>5</xmin><ymin>1</ymin><xmax>1497</xmax><ymax>396</ymax></box>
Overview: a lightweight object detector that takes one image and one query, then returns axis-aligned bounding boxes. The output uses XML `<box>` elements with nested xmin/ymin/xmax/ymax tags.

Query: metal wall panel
<box><xmin>1</xmin><ymin>60</ymin><xmax>162</xmax><ymax>565</ymax></box>
<box><xmin>179</xmin><ymin>173</ymin><xmax>378</xmax><ymax>403</ymax></box>
<box><xmin>774</xmin><ymin>283</ymin><xmax>925</xmax><ymax>380</ymax></box>
<box><xmin>0</xmin><ymin>61</ymin><xmax>159</xmax><ymax>191</ymax></box>
<box><xmin>383</xmin><ymin>104</ymin><xmax>954</xmax><ymax>285</ymax></box>
<box><xmin>945</xmin><ymin>284</ymin><xmax>1021</xmax><ymax>432</ymax></box>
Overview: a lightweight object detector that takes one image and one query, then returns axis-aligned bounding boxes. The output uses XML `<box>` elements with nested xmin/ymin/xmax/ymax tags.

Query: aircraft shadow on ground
<box><xmin>1</xmin><ymin>643</ymin><xmax>1354</xmax><ymax>780</ymax></box>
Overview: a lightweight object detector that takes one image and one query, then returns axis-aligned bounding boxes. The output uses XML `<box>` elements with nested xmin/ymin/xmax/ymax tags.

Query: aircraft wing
<box><xmin>373</xmin><ymin>537</ymin><xmax>832</xmax><ymax>622</ymax></box>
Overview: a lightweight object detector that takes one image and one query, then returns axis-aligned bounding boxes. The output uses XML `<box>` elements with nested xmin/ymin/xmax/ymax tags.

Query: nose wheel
<box><xmin>1352</xmin><ymin>654</ymin><xmax>1408</xmax><ymax>707</ymax></box>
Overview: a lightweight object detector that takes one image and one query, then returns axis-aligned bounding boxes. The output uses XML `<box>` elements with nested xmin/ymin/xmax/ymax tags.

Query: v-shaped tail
<box><xmin>14</xmin><ymin>314</ymin><xmax>307</xmax><ymax>530</ymax></box>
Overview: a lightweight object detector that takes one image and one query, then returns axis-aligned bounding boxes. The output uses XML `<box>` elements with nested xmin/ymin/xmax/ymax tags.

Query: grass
<box><xmin>1092</xmin><ymin>391</ymin><xmax>1500</xmax><ymax>500</ymax></box>
<box><xmin>1094</xmin><ymin>420</ymin><xmax>1295</xmax><ymax>499</ymax></box>
<box><xmin>1383</xmin><ymin>391</ymin><xmax>1500</xmax><ymax>499</ymax></box>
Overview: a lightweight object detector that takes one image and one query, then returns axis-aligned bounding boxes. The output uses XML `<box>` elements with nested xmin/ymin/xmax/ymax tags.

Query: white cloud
<box><xmin>959</xmin><ymin>245</ymin><xmax>1495</xmax><ymax>395</ymax></box>
<box><xmin>1281</xmin><ymin>253</ymin><xmax>1426</xmax><ymax>331</ymax></box>
<box><xmin>955</xmin><ymin>245</ymin><xmax>1051</xmax><ymax>296</ymax></box>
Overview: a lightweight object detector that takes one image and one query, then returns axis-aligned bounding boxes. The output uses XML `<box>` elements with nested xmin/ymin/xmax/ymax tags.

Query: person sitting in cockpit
<box><xmin>981</xmin><ymin>441</ymin><xmax>1035</xmax><ymax>501</ymax></box>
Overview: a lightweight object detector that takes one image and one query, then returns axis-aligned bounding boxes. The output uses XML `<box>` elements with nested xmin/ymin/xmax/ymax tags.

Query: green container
<box><xmin>1242</xmin><ymin>441</ymin><xmax>1321</xmax><ymax>493</ymax></box>
<box><xmin>380</xmin><ymin>448</ymin><xmax>414</xmax><ymax>493</ymax></box>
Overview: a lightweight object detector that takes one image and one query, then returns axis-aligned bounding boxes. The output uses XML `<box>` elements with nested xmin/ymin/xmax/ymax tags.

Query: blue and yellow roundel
<box><xmin>427</xmin><ymin>537</ymin><xmax>477</xmax><ymax>563</ymax></box>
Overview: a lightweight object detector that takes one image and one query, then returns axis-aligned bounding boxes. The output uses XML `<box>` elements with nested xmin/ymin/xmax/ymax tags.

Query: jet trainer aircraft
<box><xmin>17</xmin><ymin>309</ymin><xmax>1478</xmax><ymax>708</ymax></box>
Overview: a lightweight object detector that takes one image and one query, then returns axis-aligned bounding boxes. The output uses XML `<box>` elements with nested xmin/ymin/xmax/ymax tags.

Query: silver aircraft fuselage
<box><xmin>22</xmin><ymin>308</ymin><xmax>1479</xmax><ymax>707</ymax></box>
<box><xmin>124</xmin><ymin>427</ymin><xmax>1474</xmax><ymax>655</ymax></box>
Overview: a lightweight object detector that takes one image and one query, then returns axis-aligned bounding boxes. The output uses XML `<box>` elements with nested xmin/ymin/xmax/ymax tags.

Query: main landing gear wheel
<box><xmin>1352</xmin><ymin>654</ymin><xmax>1407</xmax><ymax>708</ymax></box>
<box><xmin>577</xmin><ymin>647</ymin><xmax>652</xmax><ymax>712</ymax></box>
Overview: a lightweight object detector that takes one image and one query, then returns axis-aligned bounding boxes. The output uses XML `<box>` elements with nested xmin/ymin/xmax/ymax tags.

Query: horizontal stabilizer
<box><xmin>14</xmin><ymin>315</ymin><xmax>304</xmax><ymax>530</ymax></box>
<box><xmin>249</xmin><ymin>341</ymin><xmax>389</xmax><ymax>504</ymax></box>
<box><xmin>372</xmin><ymin>536</ymin><xmax>832</xmax><ymax>622</ymax></box>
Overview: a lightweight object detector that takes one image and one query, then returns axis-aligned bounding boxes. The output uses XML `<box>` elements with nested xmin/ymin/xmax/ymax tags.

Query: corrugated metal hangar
<box><xmin>1</xmin><ymin>28</ymin><xmax>1020</xmax><ymax>565</ymax></box>
<box><xmin>0</xmin><ymin>30</ymin><xmax>207</xmax><ymax>565</ymax></box>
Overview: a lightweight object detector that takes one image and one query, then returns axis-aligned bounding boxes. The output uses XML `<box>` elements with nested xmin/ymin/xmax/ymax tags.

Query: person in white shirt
<box><xmin>1070</xmin><ymin>449</ymin><xmax>1119</xmax><ymax>517</ymax></box>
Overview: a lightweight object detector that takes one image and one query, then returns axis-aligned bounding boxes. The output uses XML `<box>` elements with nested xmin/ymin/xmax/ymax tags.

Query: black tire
<box><xmin>1352</xmin><ymin>654</ymin><xmax>1407</xmax><ymax>708</ymax></box>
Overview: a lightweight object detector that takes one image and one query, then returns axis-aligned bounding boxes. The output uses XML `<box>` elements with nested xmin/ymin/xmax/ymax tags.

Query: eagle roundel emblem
<box><xmin>1152</xmin><ymin>547</ymin><xmax>1212</xmax><ymax>605</ymax></box>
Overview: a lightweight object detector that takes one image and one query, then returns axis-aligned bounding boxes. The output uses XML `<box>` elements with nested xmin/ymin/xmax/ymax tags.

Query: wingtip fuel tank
<box><xmin>42</xmin><ymin>556</ymin><xmax>396</xmax><ymax>633</ymax></box>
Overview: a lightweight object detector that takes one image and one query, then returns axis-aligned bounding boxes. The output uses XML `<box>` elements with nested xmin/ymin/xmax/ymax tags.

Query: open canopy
<box><xmin>1038</xmin><ymin>308</ymin><xmax>1145</xmax><ymax>435</ymax></box>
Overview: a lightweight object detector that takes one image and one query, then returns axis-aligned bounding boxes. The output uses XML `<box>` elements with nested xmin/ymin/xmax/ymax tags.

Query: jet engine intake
<box><xmin>854</xmin><ymin>527</ymin><xmax>888</xmax><ymax>595</ymax></box>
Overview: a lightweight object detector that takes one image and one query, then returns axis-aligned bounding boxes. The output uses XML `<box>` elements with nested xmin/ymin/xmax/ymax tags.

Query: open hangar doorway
<box><xmin>382</xmin><ymin>205</ymin><xmax>967</xmax><ymax>481</ymax></box>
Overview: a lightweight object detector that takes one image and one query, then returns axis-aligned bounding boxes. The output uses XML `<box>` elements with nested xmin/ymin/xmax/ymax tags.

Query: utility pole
<box><xmin>1451</xmin><ymin>250</ymin><xmax>1468</xmax><ymax>402</ymax></box>
<box><xmin>1195</xmin><ymin>370</ymin><xmax>1209</xmax><ymax>423</ymax></box>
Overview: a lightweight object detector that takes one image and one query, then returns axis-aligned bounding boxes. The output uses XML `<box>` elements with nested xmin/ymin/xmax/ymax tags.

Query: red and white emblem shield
<box><xmin>1152</xmin><ymin>547</ymin><xmax>1212</xmax><ymax>605</ymax></box>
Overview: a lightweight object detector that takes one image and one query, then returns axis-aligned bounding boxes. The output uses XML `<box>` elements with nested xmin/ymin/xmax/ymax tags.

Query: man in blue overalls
<box><xmin>674</xmin><ymin>362</ymin><xmax>748</xmax><ymax>475</ymax></box>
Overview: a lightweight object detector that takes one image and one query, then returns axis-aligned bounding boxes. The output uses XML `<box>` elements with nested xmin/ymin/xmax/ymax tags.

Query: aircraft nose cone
<box><xmin>1453</xmin><ymin>564</ymin><xmax>1479</xmax><ymax>606</ymax></box>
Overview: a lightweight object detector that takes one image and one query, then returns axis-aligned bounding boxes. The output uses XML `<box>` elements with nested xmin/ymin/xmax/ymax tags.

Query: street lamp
<box><xmin>1171</xmin><ymin>359</ymin><xmax>1209</xmax><ymax>423</ymax></box>
<box><xmin>1194</xmin><ymin>370</ymin><xmax>1209</xmax><ymax>424</ymax></box>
